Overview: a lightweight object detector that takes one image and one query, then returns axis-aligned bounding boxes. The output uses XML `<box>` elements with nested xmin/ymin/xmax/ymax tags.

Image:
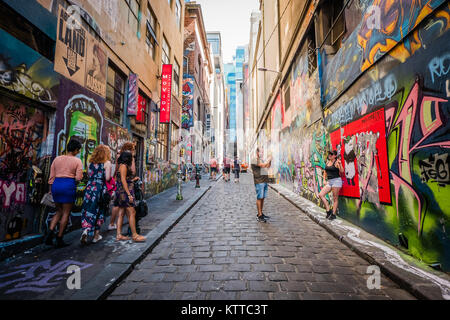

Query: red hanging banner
<box><xmin>137</xmin><ymin>94</ymin><xmax>146</xmax><ymax>123</ymax></box>
<box><xmin>159</xmin><ymin>64</ymin><xmax>172</xmax><ymax>123</ymax></box>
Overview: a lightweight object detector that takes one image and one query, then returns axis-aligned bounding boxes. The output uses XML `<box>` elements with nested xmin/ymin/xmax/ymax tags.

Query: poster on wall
<box><xmin>329</xmin><ymin>108</ymin><xmax>391</xmax><ymax>205</ymax></box>
<box><xmin>182</xmin><ymin>75</ymin><xmax>194</xmax><ymax>128</ymax></box>
<box><xmin>127</xmin><ymin>73</ymin><xmax>139</xmax><ymax>116</ymax></box>
<box><xmin>55</xmin><ymin>4</ymin><xmax>87</xmax><ymax>87</ymax></box>
<box><xmin>160</xmin><ymin>64</ymin><xmax>173</xmax><ymax>123</ymax></box>
<box><xmin>137</xmin><ymin>93</ymin><xmax>146</xmax><ymax>123</ymax></box>
<box><xmin>55</xmin><ymin>4</ymin><xmax>107</xmax><ymax>98</ymax></box>
<box><xmin>85</xmin><ymin>36</ymin><xmax>107</xmax><ymax>97</ymax></box>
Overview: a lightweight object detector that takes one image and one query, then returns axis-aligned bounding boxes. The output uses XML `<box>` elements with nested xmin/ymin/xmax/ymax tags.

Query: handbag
<box><xmin>99</xmin><ymin>166</ymin><xmax>111</xmax><ymax>209</ymax></box>
<box><xmin>106</xmin><ymin>177</ymin><xmax>116</xmax><ymax>196</ymax></box>
<box><xmin>41</xmin><ymin>192</ymin><xmax>56</xmax><ymax>208</ymax></box>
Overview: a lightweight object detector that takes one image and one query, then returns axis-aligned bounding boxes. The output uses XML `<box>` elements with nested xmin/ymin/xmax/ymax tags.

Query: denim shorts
<box><xmin>255</xmin><ymin>183</ymin><xmax>268</xmax><ymax>199</ymax></box>
<box><xmin>327</xmin><ymin>178</ymin><xmax>343</xmax><ymax>188</ymax></box>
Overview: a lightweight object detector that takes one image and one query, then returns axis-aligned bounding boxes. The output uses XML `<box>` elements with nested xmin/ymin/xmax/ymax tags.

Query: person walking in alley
<box><xmin>114</xmin><ymin>151</ymin><xmax>146</xmax><ymax>242</ymax></box>
<box><xmin>45</xmin><ymin>139</ymin><xmax>83</xmax><ymax>248</ymax></box>
<box><xmin>209</xmin><ymin>157</ymin><xmax>218</xmax><ymax>180</ymax></box>
<box><xmin>233</xmin><ymin>156</ymin><xmax>241</xmax><ymax>183</ymax></box>
<box><xmin>80</xmin><ymin>145</ymin><xmax>113</xmax><ymax>244</ymax></box>
<box><xmin>108</xmin><ymin>142</ymin><xmax>136</xmax><ymax>231</ymax></box>
<box><xmin>318</xmin><ymin>150</ymin><xmax>344</xmax><ymax>220</ymax></box>
<box><xmin>223</xmin><ymin>157</ymin><xmax>231</xmax><ymax>182</ymax></box>
<box><xmin>251</xmin><ymin>148</ymin><xmax>272</xmax><ymax>222</ymax></box>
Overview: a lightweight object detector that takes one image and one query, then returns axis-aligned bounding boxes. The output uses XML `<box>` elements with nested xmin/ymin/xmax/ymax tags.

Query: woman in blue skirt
<box><xmin>46</xmin><ymin>139</ymin><xmax>83</xmax><ymax>248</ymax></box>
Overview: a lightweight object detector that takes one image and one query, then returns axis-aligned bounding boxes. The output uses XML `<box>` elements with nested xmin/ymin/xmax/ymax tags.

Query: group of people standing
<box><xmin>222</xmin><ymin>156</ymin><xmax>241</xmax><ymax>183</ymax></box>
<box><xmin>45</xmin><ymin>140</ymin><xmax>146</xmax><ymax>248</ymax></box>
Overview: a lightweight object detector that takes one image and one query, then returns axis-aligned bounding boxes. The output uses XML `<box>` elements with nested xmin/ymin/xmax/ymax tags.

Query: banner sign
<box><xmin>160</xmin><ymin>64</ymin><xmax>172</xmax><ymax>123</ymax></box>
<box><xmin>182</xmin><ymin>74</ymin><xmax>194</xmax><ymax>128</ymax></box>
<box><xmin>55</xmin><ymin>5</ymin><xmax>107</xmax><ymax>97</ymax></box>
<box><xmin>137</xmin><ymin>93</ymin><xmax>146</xmax><ymax>123</ymax></box>
<box><xmin>127</xmin><ymin>73</ymin><xmax>139</xmax><ymax>115</ymax></box>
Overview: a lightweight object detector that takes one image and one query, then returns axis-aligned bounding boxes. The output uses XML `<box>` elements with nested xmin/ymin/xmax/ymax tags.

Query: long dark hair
<box><xmin>117</xmin><ymin>151</ymin><xmax>132</xmax><ymax>168</ymax></box>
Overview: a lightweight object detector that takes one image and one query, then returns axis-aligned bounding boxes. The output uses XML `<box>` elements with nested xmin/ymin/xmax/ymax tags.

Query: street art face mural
<box><xmin>0</xmin><ymin>96</ymin><xmax>49</xmax><ymax>242</ymax></box>
<box><xmin>0</xmin><ymin>29</ymin><xmax>59</xmax><ymax>107</ymax></box>
<box><xmin>55</xmin><ymin>78</ymin><xmax>104</xmax><ymax>213</ymax></box>
<box><xmin>271</xmin><ymin>5</ymin><xmax>450</xmax><ymax>270</ymax></box>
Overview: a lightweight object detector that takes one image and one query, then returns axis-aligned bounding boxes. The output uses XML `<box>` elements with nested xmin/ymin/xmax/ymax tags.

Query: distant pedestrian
<box><xmin>45</xmin><ymin>139</ymin><xmax>83</xmax><ymax>248</ymax></box>
<box><xmin>210</xmin><ymin>157</ymin><xmax>218</xmax><ymax>180</ymax></box>
<box><xmin>319</xmin><ymin>150</ymin><xmax>344</xmax><ymax>220</ymax></box>
<box><xmin>223</xmin><ymin>157</ymin><xmax>231</xmax><ymax>182</ymax></box>
<box><xmin>233</xmin><ymin>156</ymin><xmax>240</xmax><ymax>183</ymax></box>
<box><xmin>114</xmin><ymin>151</ymin><xmax>146</xmax><ymax>242</ymax></box>
<box><xmin>108</xmin><ymin>142</ymin><xmax>136</xmax><ymax>231</ymax></box>
<box><xmin>80</xmin><ymin>145</ymin><xmax>112</xmax><ymax>245</ymax></box>
<box><xmin>251</xmin><ymin>148</ymin><xmax>272</xmax><ymax>222</ymax></box>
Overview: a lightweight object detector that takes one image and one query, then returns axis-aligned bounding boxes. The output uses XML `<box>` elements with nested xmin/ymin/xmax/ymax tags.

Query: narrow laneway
<box><xmin>108</xmin><ymin>174</ymin><xmax>415</xmax><ymax>300</ymax></box>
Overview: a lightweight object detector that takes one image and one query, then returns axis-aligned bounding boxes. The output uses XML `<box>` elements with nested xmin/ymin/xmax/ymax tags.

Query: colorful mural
<box><xmin>182</xmin><ymin>75</ymin><xmax>194</xmax><ymax>129</ymax></box>
<box><xmin>55</xmin><ymin>77</ymin><xmax>105</xmax><ymax>215</ymax></box>
<box><xmin>270</xmin><ymin>5</ymin><xmax>450</xmax><ymax>270</ymax></box>
<box><xmin>0</xmin><ymin>96</ymin><xmax>50</xmax><ymax>242</ymax></box>
<box><xmin>322</xmin><ymin>0</ymin><xmax>449</xmax><ymax>106</ymax></box>
<box><xmin>0</xmin><ymin>29</ymin><xmax>59</xmax><ymax>107</ymax></box>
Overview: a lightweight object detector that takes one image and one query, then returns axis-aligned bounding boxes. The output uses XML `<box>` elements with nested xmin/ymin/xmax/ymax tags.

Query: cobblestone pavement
<box><xmin>108</xmin><ymin>174</ymin><xmax>416</xmax><ymax>300</ymax></box>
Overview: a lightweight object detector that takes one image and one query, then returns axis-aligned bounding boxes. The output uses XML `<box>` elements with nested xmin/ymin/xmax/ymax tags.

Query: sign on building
<box><xmin>160</xmin><ymin>64</ymin><xmax>172</xmax><ymax>123</ymax></box>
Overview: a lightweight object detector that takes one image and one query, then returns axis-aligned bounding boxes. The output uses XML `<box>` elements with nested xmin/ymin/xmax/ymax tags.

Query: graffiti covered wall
<box><xmin>0</xmin><ymin>96</ymin><xmax>51</xmax><ymax>242</ymax></box>
<box><xmin>272</xmin><ymin>3</ymin><xmax>450</xmax><ymax>270</ymax></box>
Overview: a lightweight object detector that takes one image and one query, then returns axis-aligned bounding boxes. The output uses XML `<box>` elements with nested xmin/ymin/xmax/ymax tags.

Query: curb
<box><xmin>269</xmin><ymin>184</ymin><xmax>450</xmax><ymax>300</ymax></box>
<box><xmin>71</xmin><ymin>185</ymin><xmax>212</xmax><ymax>300</ymax></box>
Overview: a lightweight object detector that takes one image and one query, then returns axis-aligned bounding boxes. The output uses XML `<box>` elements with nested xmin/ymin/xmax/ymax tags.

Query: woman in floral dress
<box><xmin>80</xmin><ymin>145</ymin><xmax>112</xmax><ymax>244</ymax></box>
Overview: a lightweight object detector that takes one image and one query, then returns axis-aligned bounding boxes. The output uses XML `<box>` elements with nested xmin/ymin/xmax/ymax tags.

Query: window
<box><xmin>125</xmin><ymin>0</ymin><xmax>140</xmax><ymax>33</ymax></box>
<box><xmin>106</xmin><ymin>63</ymin><xmax>126</xmax><ymax>124</ymax></box>
<box><xmin>175</xmin><ymin>0</ymin><xmax>182</xmax><ymax>29</ymax></box>
<box><xmin>157</xmin><ymin>123</ymin><xmax>169</xmax><ymax>160</ymax></box>
<box><xmin>183</xmin><ymin>56</ymin><xmax>189</xmax><ymax>74</ymax></box>
<box><xmin>173</xmin><ymin>59</ymin><xmax>180</xmax><ymax>97</ymax></box>
<box><xmin>146</xmin><ymin>7</ymin><xmax>158</xmax><ymax>60</ymax></box>
<box><xmin>0</xmin><ymin>3</ymin><xmax>55</xmax><ymax>61</ymax></box>
<box><xmin>317</xmin><ymin>0</ymin><xmax>345</xmax><ymax>53</ymax></box>
<box><xmin>283</xmin><ymin>75</ymin><xmax>291</xmax><ymax>112</ymax></box>
<box><xmin>162</xmin><ymin>36</ymin><xmax>170</xmax><ymax>65</ymax></box>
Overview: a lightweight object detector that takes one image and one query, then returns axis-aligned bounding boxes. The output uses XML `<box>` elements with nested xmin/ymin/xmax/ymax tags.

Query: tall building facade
<box><xmin>207</xmin><ymin>31</ymin><xmax>226</xmax><ymax>165</ymax></box>
<box><xmin>182</xmin><ymin>1</ymin><xmax>212</xmax><ymax>165</ymax></box>
<box><xmin>0</xmin><ymin>0</ymin><xmax>184</xmax><ymax>244</ymax></box>
<box><xmin>249</xmin><ymin>0</ymin><xmax>450</xmax><ymax>271</ymax></box>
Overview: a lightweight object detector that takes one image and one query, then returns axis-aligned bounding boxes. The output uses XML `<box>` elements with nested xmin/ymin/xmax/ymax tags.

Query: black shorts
<box><xmin>224</xmin><ymin>167</ymin><xmax>230</xmax><ymax>174</ymax></box>
<box><xmin>211</xmin><ymin>167</ymin><xmax>217</xmax><ymax>173</ymax></box>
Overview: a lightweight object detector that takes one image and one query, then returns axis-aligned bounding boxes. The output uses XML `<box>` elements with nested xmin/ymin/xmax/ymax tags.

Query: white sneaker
<box><xmin>108</xmin><ymin>224</ymin><xmax>117</xmax><ymax>231</ymax></box>
<box><xmin>92</xmin><ymin>235</ymin><xmax>103</xmax><ymax>243</ymax></box>
<box><xmin>80</xmin><ymin>229</ymin><xmax>88</xmax><ymax>244</ymax></box>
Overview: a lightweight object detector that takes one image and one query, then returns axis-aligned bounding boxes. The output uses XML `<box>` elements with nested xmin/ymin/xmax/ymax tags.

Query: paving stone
<box><xmin>280</xmin><ymin>281</ymin><xmax>307</xmax><ymax>292</ymax></box>
<box><xmin>200</xmin><ymin>281</ymin><xmax>222</xmax><ymax>292</ymax></box>
<box><xmin>213</xmin><ymin>272</ymin><xmax>240</xmax><ymax>281</ymax></box>
<box><xmin>253</xmin><ymin>264</ymin><xmax>276</xmax><ymax>272</ymax></box>
<box><xmin>276</xmin><ymin>264</ymin><xmax>296</xmax><ymax>272</ymax></box>
<box><xmin>164</xmin><ymin>273</ymin><xmax>188</xmax><ymax>282</ymax></box>
<box><xmin>194</xmin><ymin>258</ymin><xmax>213</xmax><ymax>265</ymax></box>
<box><xmin>173</xmin><ymin>282</ymin><xmax>199</xmax><ymax>292</ymax></box>
<box><xmin>229</xmin><ymin>264</ymin><xmax>251</xmax><ymax>272</ymax></box>
<box><xmin>199</xmin><ymin>265</ymin><xmax>224</xmax><ymax>272</ymax></box>
<box><xmin>223</xmin><ymin>280</ymin><xmax>247</xmax><ymax>291</ymax></box>
<box><xmin>273</xmin><ymin>292</ymin><xmax>302</xmax><ymax>300</ymax></box>
<box><xmin>249</xmin><ymin>281</ymin><xmax>279</xmax><ymax>292</ymax></box>
<box><xmin>241</xmin><ymin>272</ymin><xmax>265</xmax><ymax>281</ymax></box>
<box><xmin>209</xmin><ymin>291</ymin><xmax>237</xmax><ymax>300</ymax></box>
<box><xmin>240</xmin><ymin>292</ymin><xmax>270</xmax><ymax>300</ymax></box>
<box><xmin>268</xmin><ymin>273</ymin><xmax>288</xmax><ymax>281</ymax></box>
<box><xmin>301</xmin><ymin>292</ymin><xmax>332</xmax><ymax>300</ymax></box>
<box><xmin>188</xmin><ymin>272</ymin><xmax>212</xmax><ymax>281</ymax></box>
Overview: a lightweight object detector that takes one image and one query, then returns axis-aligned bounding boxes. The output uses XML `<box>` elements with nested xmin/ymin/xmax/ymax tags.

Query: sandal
<box><xmin>132</xmin><ymin>234</ymin><xmax>146</xmax><ymax>242</ymax></box>
<box><xmin>116</xmin><ymin>234</ymin><xmax>131</xmax><ymax>241</ymax></box>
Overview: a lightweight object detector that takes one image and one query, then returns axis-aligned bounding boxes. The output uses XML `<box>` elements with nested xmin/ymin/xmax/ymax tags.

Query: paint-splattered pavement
<box><xmin>108</xmin><ymin>174</ymin><xmax>416</xmax><ymax>300</ymax></box>
<box><xmin>0</xmin><ymin>176</ymin><xmax>214</xmax><ymax>300</ymax></box>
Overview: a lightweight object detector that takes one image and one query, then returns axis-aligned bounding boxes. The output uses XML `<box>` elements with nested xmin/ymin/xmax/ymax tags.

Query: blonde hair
<box><xmin>90</xmin><ymin>144</ymin><xmax>111</xmax><ymax>164</ymax></box>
